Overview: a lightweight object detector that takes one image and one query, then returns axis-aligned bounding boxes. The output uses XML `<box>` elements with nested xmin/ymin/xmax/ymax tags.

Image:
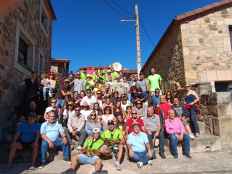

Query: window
<box><xmin>17</xmin><ymin>37</ymin><xmax>28</xmax><ymax>66</ymax></box>
<box><xmin>41</xmin><ymin>9</ymin><xmax>49</xmax><ymax>32</ymax></box>
<box><xmin>15</xmin><ymin>22</ymin><xmax>35</xmax><ymax>75</ymax></box>
<box><xmin>40</xmin><ymin>1</ymin><xmax>50</xmax><ymax>35</ymax></box>
<box><xmin>229</xmin><ymin>25</ymin><xmax>232</xmax><ymax>50</ymax></box>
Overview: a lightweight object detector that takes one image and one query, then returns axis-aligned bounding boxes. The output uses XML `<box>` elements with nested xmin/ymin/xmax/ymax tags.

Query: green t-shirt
<box><xmin>111</xmin><ymin>71</ymin><xmax>120</xmax><ymax>80</ymax></box>
<box><xmin>147</xmin><ymin>74</ymin><xmax>162</xmax><ymax>91</ymax></box>
<box><xmin>101</xmin><ymin>128</ymin><xmax>123</xmax><ymax>142</ymax></box>
<box><xmin>83</xmin><ymin>138</ymin><xmax>104</xmax><ymax>151</ymax></box>
<box><xmin>80</xmin><ymin>72</ymin><xmax>87</xmax><ymax>80</ymax></box>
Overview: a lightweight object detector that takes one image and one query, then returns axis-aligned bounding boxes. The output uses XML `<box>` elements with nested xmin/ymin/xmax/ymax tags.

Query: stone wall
<box><xmin>0</xmin><ymin>0</ymin><xmax>52</xmax><ymax>140</ymax></box>
<box><xmin>142</xmin><ymin>24</ymin><xmax>186</xmax><ymax>89</ymax></box>
<box><xmin>181</xmin><ymin>7</ymin><xmax>232</xmax><ymax>85</ymax></box>
<box><xmin>205</xmin><ymin>92</ymin><xmax>232</xmax><ymax>149</ymax></box>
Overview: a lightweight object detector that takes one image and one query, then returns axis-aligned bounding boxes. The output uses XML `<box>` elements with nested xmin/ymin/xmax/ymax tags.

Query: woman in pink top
<box><xmin>165</xmin><ymin>109</ymin><xmax>191</xmax><ymax>159</ymax></box>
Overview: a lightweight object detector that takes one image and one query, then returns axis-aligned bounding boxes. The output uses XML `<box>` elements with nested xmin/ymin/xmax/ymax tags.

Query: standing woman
<box><xmin>184</xmin><ymin>85</ymin><xmax>200</xmax><ymax>137</ymax></box>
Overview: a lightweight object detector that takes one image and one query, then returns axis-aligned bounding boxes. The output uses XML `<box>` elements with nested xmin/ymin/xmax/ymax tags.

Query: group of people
<box><xmin>8</xmin><ymin>67</ymin><xmax>201</xmax><ymax>174</ymax></box>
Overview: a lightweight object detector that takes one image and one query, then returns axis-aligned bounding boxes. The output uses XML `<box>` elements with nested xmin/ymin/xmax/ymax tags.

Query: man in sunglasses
<box><xmin>126</xmin><ymin>110</ymin><xmax>144</xmax><ymax>134</ymax></box>
<box><xmin>67</xmin><ymin>106</ymin><xmax>87</xmax><ymax>147</ymax></box>
<box><xmin>101</xmin><ymin>120</ymin><xmax>124</xmax><ymax>170</ymax></box>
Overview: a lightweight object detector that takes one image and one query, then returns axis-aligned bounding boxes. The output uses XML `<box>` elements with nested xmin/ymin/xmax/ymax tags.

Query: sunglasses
<box><xmin>132</xmin><ymin>113</ymin><xmax>137</xmax><ymax>114</ymax></box>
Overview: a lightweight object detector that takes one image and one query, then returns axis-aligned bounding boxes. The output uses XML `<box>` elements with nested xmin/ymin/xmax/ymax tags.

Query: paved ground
<box><xmin>1</xmin><ymin>151</ymin><xmax>232</xmax><ymax>174</ymax></box>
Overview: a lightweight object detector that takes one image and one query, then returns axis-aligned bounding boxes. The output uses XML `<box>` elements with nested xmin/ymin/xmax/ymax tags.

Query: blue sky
<box><xmin>51</xmin><ymin>0</ymin><xmax>219</xmax><ymax>71</ymax></box>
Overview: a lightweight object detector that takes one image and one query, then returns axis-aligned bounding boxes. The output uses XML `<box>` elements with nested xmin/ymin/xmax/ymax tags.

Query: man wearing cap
<box><xmin>8</xmin><ymin>114</ymin><xmax>40</xmax><ymax>168</ymax></box>
<box><xmin>101</xmin><ymin>120</ymin><xmax>124</xmax><ymax>170</ymax></box>
<box><xmin>40</xmin><ymin>109</ymin><xmax>70</xmax><ymax>166</ymax></box>
<box><xmin>69</xmin><ymin>128</ymin><xmax>104</xmax><ymax>173</ymax></box>
<box><xmin>126</xmin><ymin>110</ymin><xmax>144</xmax><ymax>134</ymax></box>
<box><xmin>67</xmin><ymin>106</ymin><xmax>87</xmax><ymax>147</ymax></box>
<box><xmin>127</xmin><ymin>123</ymin><xmax>153</xmax><ymax>168</ymax></box>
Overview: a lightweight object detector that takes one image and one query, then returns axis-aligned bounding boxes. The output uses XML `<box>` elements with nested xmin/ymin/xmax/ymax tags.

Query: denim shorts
<box><xmin>79</xmin><ymin>154</ymin><xmax>99</xmax><ymax>165</ymax></box>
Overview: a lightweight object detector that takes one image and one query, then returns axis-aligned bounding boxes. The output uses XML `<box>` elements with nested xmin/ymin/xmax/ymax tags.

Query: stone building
<box><xmin>0</xmin><ymin>0</ymin><xmax>56</xmax><ymax>140</ymax></box>
<box><xmin>142</xmin><ymin>0</ymin><xmax>232</xmax><ymax>90</ymax></box>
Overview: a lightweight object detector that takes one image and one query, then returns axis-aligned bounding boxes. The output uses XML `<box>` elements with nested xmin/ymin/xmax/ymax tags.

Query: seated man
<box><xmin>69</xmin><ymin>128</ymin><xmax>105</xmax><ymax>174</ymax></box>
<box><xmin>8</xmin><ymin>114</ymin><xmax>40</xmax><ymax>168</ymax></box>
<box><xmin>40</xmin><ymin>108</ymin><xmax>70</xmax><ymax>166</ymax></box>
<box><xmin>67</xmin><ymin>106</ymin><xmax>87</xmax><ymax>147</ymax></box>
<box><xmin>144</xmin><ymin>106</ymin><xmax>160</xmax><ymax>159</ymax></box>
<box><xmin>101</xmin><ymin>120</ymin><xmax>124</xmax><ymax>170</ymax></box>
<box><xmin>165</xmin><ymin>109</ymin><xmax>191</xmax><ymax>159</ymax></box>
<box><xmin>127</xmin><ymin>122</ymin><xmax>153</xmax><ymax>168</ymax></box>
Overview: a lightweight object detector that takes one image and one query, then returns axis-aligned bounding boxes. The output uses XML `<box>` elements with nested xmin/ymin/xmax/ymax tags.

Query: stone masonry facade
<box><xmin>142</xmin><ymin>2</ymin><xmax>232</xmax><ymax>88</ymax></box>
<box><xmin>181</xmin><ymin>7</ymin><xmax>232</xmax><ymax>85</ymax></box>
<box><xmin>142</xmin><ymin>25</ymin><xmax>186</xmax><ymax>89</ymax></box>
<box><xmin>0</xmin><ymin>0</ymin><xmax>54</xmax><ymax>139</ymax></box>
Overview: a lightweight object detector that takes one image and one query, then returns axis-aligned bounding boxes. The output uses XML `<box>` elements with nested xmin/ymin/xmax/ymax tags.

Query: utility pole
<box><xmin>121</xmin><ymin>4</ymin><xmax>142</xmax><ymax>77</ymax></box>
<box><xmin>135</xmin><ymin>4</ymin><xmax>141</xmax><ymax>77</ymax></box>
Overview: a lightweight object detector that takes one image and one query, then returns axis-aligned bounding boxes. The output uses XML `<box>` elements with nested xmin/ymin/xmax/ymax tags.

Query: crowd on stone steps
<box><xmin>7</xmin><ymin>66</ymin><xmax>200</xmax><ymax>174</ymax></box>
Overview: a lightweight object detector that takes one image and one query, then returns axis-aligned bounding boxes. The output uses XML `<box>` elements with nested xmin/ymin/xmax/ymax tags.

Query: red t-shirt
<box><xmin>160</xmin><ymin>102</ymin><xmax>171</xmax><ymax>120</ymax></box>
<box><xmin>126</xmin><ymin>117</ymin><xmax>144</xmax><ymax>133</ymax></box>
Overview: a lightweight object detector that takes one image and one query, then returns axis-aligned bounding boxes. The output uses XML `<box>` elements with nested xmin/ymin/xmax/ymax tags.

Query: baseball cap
<box><xmin>45</xmin><ymin>107</ymin><xmax>54</xmax><ymax>114</ymax></box>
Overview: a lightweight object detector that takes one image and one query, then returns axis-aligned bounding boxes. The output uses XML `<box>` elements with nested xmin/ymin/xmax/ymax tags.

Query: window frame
<box><xmin>14</xmin><ymin>22</ymin><xmax>35</xmax><ymax>75</ymax></box>
<box><xmin>40</xmin><ymin>0</ymin><xmax>50</xmax><ymax>36</ymax></box>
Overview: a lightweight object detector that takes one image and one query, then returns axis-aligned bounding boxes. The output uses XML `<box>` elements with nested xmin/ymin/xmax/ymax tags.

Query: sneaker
<box><xmin>173</xmin><ymin>155</ymin><xmax>178</xmax><ymax>159</ymax></box>
<box><xmin>195</xmin><ymin>133</ymin><xmax>200</xmax><ymax>137</ymax></box>
<box><xmin>137</xmin><ymin>161</ymin><xmax>143</xmax><ymax>168</ymax></box>
<box><xmin>28</xmin><ymin>166</ymin><xmax>36</xmax><ymax>170</ymax></box>
<box><xmin>38</xmin><ymin>164</ymin><xmax>46</xmax><ymax>169</ymax></box>
<box><xmin>189</xmin><ymin>133</ymin><xmax>195</xmax><ymax>139</ymax></box>
<box><xmin>148</xmin><ymin>160</ymin><xmax>153</xmax><ymax>166</ymax></box>
<box><xmin>159</xmin><ymin>152</ymin><xmax>166</xmax><ymax>159</ymax></box>
<box><xmin>184</xmin><ymin>154</ymin><xmax>192</xmax><ymax>159</ymax></box>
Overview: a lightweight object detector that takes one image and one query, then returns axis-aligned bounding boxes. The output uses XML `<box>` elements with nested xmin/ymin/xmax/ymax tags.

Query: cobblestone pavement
<box><xmin>1</xmin><ymin>151</ymin><xmax>232</xmax><ymax>174</ymax></box>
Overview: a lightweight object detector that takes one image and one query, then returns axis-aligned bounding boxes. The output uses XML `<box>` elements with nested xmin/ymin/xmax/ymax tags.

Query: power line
<box><xmin>140</xmin><ymin>21</ymin><xmax>155</xmax><ymax>46</ymax></box>
<box><xmin>103</xmin><ymin>0</ymin><xmax>130</xmax><ymax>18</ymax></box>
<box><xmin>137</xmin><ymin>1</ymin><xmax>154</xmax><ymax>46</ymax></box>
<box><xmin>111</xmin><ymin>0</ymin><xmax>131</xmax><ymax>17</ymax></box>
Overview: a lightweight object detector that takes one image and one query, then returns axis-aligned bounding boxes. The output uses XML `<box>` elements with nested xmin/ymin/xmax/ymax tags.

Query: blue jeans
<box><xmin>131</xmin><ymin>151</ymin><xmax>148</xmax><ymax>165</ymax></box>
<box><xmin>56</xmin><ymin>99</ymin><xmax>65</xmax><ymax>108</ymax></box>
<box><xmin>169</xmin><ymin>134</ymin><xmax>190</xmax><ymax>157</ymax></box>
<box><xmin>185</xmin><ymin>107</ymin><xmax>200</xmax><ymax>134</ymax></box>
<box><xmin>41</xmin><ymin>138</ymin><xmax>70</xmax><ymax>163</ymax></box>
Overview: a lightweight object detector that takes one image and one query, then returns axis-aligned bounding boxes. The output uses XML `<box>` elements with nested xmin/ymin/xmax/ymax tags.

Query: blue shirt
<box><xmin>152</xmin><ymin>95</ymin><xmax>160</xmax><ymax>106</ymax></box>
<box><xmin>17</xmin><ymin>121</ymin><xmax>40</xmax><ymax>143</ymax></box>
<box><xmin>127</xmin><ymin>132</ymin><xmax>149</xmax><ymax>152</ymax></box>
<box><xmin>40</xmin><ymin>121</ymin><xmax>64</xmax><ymax>142</ymax></box>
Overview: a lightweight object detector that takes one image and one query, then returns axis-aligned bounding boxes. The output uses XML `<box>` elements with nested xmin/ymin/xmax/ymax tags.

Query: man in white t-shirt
<box><xmin>71</xmin><ymin>73</ymin><xmax>85</xmax><ymax>94</ymax></box>
<box><xmin>80</xmin><ymin>89</ymin><xmax>97</xmax><ymax>106</ymax></box>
